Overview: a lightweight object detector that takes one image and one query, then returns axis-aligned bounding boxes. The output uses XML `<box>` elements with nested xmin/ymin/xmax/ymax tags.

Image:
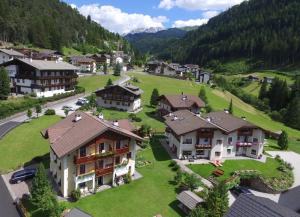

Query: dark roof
<box><xmin>165</xmin><ymin>110</ymin><xmax>260</xmax><ymax>136</ymax></box>
<box><xmin>95</xmin><ymin>84</ymin><xmax>143</xmax><ymax>96</ymax></box>
<box><xmin>64</xmin><ymin>208</ymin><xmax>92</xmax><ymax>217</ymax></box>
<box><xmin>1</xmin><ymin>58</ymin><xmax>78</xmax><ymax>70</ymax></box>
<box><xmin>164</xmin><ymin>110</ymin><xmax>216</xmax><ymax>136</ymax></box>
<box><xmin>0</xmin><ymin>48</ymin><xmax>24</xmax><ymax>57</ymax></box>
<box><xmin>39</xmin><ymin>49</ymin><xmax>62</xmax><ymax>56</ymax></box>
<box><xmin>205</xmin><ymin>111</ymin><xmax>257</xmax><ymax>132</ymax></box>
<box><xmin>44</xmin><ymin>112</ymin><xmax>143</xmax><ymax>158</ymax></box>
<box><xmin>160</xmin><ymin>95</ymin><xmax>206</xmax><ymax>109</ymax></box>
<box><xmin>225</xmin><ymin>194</ymin><xmax>300</xmax><ymax>217</ymax></box>
<box><xmin>177</xmin><ymin>191</ymin><xmax>203</xmax><ymax>210</ymax></box>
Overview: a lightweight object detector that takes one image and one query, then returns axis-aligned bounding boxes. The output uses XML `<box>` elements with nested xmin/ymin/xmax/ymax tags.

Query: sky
<box><xmin>64</xmin><ymin>0</ymin><xmax>245</xmax><ymax>34</ymax></box>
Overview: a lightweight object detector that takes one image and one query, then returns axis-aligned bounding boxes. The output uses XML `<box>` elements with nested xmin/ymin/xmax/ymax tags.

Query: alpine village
<box><xmin>0</xmin><ymin>0</ymin><xmax>300</xmax><ymax>217</ymax></box>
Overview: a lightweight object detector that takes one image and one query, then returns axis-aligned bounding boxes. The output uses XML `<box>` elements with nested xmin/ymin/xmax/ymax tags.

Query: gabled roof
<box><xmin>1</xmin><ymin>58</ymin><xmax>78</xmax><ymax>70</ymax></box>
<box><xmin>159</xmin><ymin>94</ymin><xmax>206</xmax><ymax>109</ymax></box>
<box><xmin>44</xmin><ymin>112</ymin><xmax>142</xmax><ymax>158</ymax></box>
<box><xmin>164</xmin><ymin>110</ymin><xmax>260</xmax><ymax>136</ymax></box>
<box><xmin>225</xmin><ymin>194</ymin><xmax>300</xmax><ymax>217</ymax></box>
<box><xmin>177</xmin><ymin>191</ymin><xmax>203</xmax><ymax>210</ymax></box>
<box><xmin>205</xmin><ymin>111</ymin><xmax>257</xmax><ymax>132</ymax></box>
<box><xmin>95</xmin><ymin>84</ymin><xmax>143</xmax><ymax>96</ymax></box>
<box><xmin>0</xmin><ymin>48</ymin><xmax>24</xmax><ymax>57</ymax></box>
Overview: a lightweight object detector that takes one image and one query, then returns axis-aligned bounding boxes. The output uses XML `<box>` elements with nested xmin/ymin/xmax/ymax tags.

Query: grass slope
<box><xmin>188</xmin><ymin>158</ymin><xmax>281</xmax><ymax>181</ymax></box>
<box><xmin>78</xmin><ymin>75</ymin><xmax>118</xmax><ymax>93</ymax></box>
<box><xmin>0</xmin><ymin>116</ymin><xmax>60</xmax><ymax>173</ymax></box>
<box><xmin>68</xmin><ymin>137</ymin><xmax>184</xmax><ymax>217</ymax></box>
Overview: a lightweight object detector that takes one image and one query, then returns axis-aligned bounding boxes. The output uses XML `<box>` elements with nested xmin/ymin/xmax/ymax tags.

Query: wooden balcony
<box><xmin>236</xmin><ymin>142</ymin><xmax>261</xmax><ymax>147</ymax></box>
<box><xmin>114</xmin><ymin>146</ymin><xmax>129</xmax><ymax>155</ymax></box>
<box><xmin>74</xmin><ymin>155</ymin><xmax>95</xmax><ymax>164</ymax></box>
<box><xmin>95</xmin><ymin>167</ymin><xmax>114</xmax><ymax>177</ymax></box>
<box><xmin>195</xmin><ymin>144</ymin><xmax>212</xmax><ymax>149</ymax></box>
<box><xmin>95</xmin><ymin>151</ymin><xmax>114</xmax><ymax>159</ymax></box>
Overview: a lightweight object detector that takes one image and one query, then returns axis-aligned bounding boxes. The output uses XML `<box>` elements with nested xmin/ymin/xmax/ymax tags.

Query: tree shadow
<box><xmin>169</xmin><ymin>200</ymin><xmax>186</xmax><ymax>217</ymax></box>
<box><xmin>24</xmin><ymin>153</ymin><xmax>50</xmax><ymax>169</ymax></box>
<box><xmin>145</xmin><ymin>111</ymin><xmax>164</xmax><ymax>123</ymax></box>
<box><xmin>149</xmin><ymin>135</ymin><xmax>171</xmax><ymax>162</ymax></box>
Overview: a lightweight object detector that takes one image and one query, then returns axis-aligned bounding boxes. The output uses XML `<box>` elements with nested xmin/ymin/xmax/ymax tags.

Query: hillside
<box><xmin>144</xmin><ymin>0</ymin><xmax>300</xmax><ymax>68</ymax></box>
<box><xmin>0</xmin><ymin>0</ymin><xmax>131</xmax><ymax>53</ymax></box>
<box><xmin>125</xmin><ymin>28</ymin><xmax>187</xmax><ymax>59</ymax></box>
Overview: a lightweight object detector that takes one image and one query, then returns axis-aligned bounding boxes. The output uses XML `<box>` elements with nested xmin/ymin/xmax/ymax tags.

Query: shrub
<box><xmin>172</xmin><ymin>164</ymin><xmax>180</xmax><ymax>171</ymax></box>
<box><xmin>139</xmin><ymin>124</ymin><xmax>152</xmax><ymax>137</ymax></box>
<box><xmin>30</xmin><ymin>92</ymin><xmax>37</xmax><ymax>97</ymax></box>
<box><xmin>44</xmin><ymin>109</ymin><xmax>56</xmax><ymax>115</ymax></box>
<box><xmin>169</xmin><ymin>160</ymin><xmax>177</xmax><ymax>167</ymax></box>
<box><xmin>71</xmin><ymin>189</ymin><xmax>81</xmax><ymax>201</ymax></box>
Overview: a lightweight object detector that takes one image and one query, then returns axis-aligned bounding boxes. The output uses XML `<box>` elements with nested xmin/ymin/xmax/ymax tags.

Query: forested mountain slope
<box><xmin>0</xmin><ymin>0</ymin><xmax>131</xmax><ymax>53</ymax></box>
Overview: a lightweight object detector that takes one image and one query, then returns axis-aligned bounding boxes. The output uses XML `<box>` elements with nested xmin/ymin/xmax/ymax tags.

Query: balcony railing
<box><xmin>74</xmin><ymin>155</ymin><xmax>95</xmax><ymax>164</ymax></box>
<box><xmin>95</xmin><ymin>151</ymin><xmax>114</xmax><ymax>159</ymax></box>
<box><xmin>236</xmin><ymin>142</ymin><xmax>261</xmax><ymax>147</ymax></box>
<box><xmin>195</xmin><ymin>144</ymin><xmax>212</xmax><ymax>149</ymax></box>
<box><xmin>95</xmin><ymin>167</ymin><xmax>114</xmax><ymax>177</ymax></box>
<box><xmin>114</xmin><ymin>146</ymin><xmax>129</xmax><ymax>155</ymax></box>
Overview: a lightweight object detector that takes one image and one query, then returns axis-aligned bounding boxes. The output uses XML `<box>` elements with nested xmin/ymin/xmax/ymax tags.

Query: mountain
<box><xmin>127</xmin><ymin>27</ymin><xmax>165</xmax><ymax>35</ymax></box>
<box><xmin>125</xmin><ymin>28</ymin><xmax>188</xmax><ymax>57</ymax></box>
<box><xmin>167</xmin><ymin>0</ymin><xmax>300</xmax><ymax>67</ymax></box>
<box><xmin>0</xmin><ymin>0</ymin><xmax>131</xmax><ymax>53</ymax></box>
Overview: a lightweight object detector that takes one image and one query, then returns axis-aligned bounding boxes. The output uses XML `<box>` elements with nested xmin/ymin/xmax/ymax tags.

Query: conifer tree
<box><xmin>228</xmin><ymin>99</ymin><xmax>233</xmax><ymax>114</ymax></box>
<box><xmin>0</xmin><ymin>67</ymin><xmax>10</xmax><ymax>100</ymax></box>
<box><xmin>106</xmin><ymin>78</ymin><xmax>113</xmax><ymax>87</ymax></box>
<box><xmin>278</xmin><ymin>130</ymin><xmax>288</xmax><ymax>150</ymax></box>
<box><xmin>150</xmin><ymin>88</ymin><xmax>159</xmax><ymax>106</ymax></box>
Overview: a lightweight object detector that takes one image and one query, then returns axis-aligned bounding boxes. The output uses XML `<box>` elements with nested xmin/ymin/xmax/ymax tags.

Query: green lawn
<box><xmin>67</xmin><ymin>136</ymin><xmax>183</xmax><ymax>217</ymax></box>
<box><xmin>78</xmin><ymin>75</ymin><xmax>118</xmax><ymax>93</ymax></box>
<box><xmin>0</xmin><ymin>115</ymin><xmax>60</xmax><ymax>173</ymax></box>
<box><xmin>188</xmin><ymin>158</ymin><xmax>282</xmax><ymax>181</ymax></box>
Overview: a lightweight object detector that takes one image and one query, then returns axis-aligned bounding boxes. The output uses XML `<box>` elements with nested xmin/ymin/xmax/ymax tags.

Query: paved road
<box><xmin>0</xmin><ymin>121</ymin><xmax>21</xmax><ymax>139</ymax></box>
<box><xmin>0</xmin><ymin>176</ymin><xmax>20</xmax><ymax>217</ymax></box>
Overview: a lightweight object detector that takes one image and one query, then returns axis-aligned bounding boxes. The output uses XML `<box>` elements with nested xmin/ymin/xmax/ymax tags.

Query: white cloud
<box><xmin>76</xmin><ymin>4</ymin><xmax>168</xmax><ymax>34</ymax></box>
<box><xmin>159</xmin><ymin>0</ymin><xmax>244</xmax><ymax>11</ymax></box>
<box><xmin>172</xmin><ymin>18</ymin><xmax>208</xmax><ymax>28</ymax></box>
<box><xmin>202</xmin><ymin>10</ymin><xmax>220</xmax><ymax>19</ymax></box>
<box><xmin>70</xmin><ymin>4</ymin><xmax>77</xmax><ymax>9</ymax></box>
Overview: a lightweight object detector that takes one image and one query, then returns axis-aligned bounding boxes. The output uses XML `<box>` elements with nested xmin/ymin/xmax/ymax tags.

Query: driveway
<box><xmin>0</xmin><ymin>176</ymin><xmax>20</xmax><ymax>217</ymax></box>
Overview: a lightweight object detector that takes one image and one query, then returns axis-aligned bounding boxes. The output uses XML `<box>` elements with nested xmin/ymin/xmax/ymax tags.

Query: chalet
<box><xmin>70</xmin><ymin>56</ymin><xmax>96</xmax><ymax>73</ymax></box>
<box><xmin>95</xmin><ymin>84</ymin><xmax>143</xmax><ymax>112</ymax></box>
<box><xmin>0</xmin><ymin>48</ymin><xmax>24</xmax><ymax>64</ymax></box>
<box><xmin>225</xmin><ymin>194</ymin><xmax>300</xmax><ymax>217</ymax></box>
<box><xmin>34</xmin><ymin>49</ymin><xmax>63</xmax><ymax>61</ymax></box>
<box><xmin>195</xmin><ymin>70</ymin><xmax>211</xmax><ymax>84</ymax></box>
<box><xmin>43</xmin><ymin>112</ymin><xmax>143</xmax><ymax>197</ymax></box>
<box><xmin>1</xmin><ymin>58</ymin><xmax>78</xmax><ymax>97</ymax></box>
<box><xmin>184</xmin><ymin>64</ymin><xmax>200</xmax><ymax>74</ymax></box>
<box><xmin>157</xmin><ymin>94</ymin><xmax>206</xmax><ymax>116</ymax></box>
<box><xmin>85</xmin><ymin>53</ymin><xmax>111</xmax><ymax>66</ymax></box>
<box><xmin>164</xmin><ymin>110</ymin><xmax>265</xmax><ymax>160</ymax></box>
<box><xmin>145</xmin><ymin>61</ymin><xmax>164</xmax><ymax>74</ymax></box>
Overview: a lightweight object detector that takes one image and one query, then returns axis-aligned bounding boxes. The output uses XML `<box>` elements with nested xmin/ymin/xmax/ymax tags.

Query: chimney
<box><xmin>113</xmin><ymin>120</ymin><xmax>119</xmax><ymax>127</ymax></box>
<box><xmin>98</xmin><ymin>113</ymin><xmax>104</xmax><ymax>120</ymax></box>
<box><xmin>74</xmin><ymin>114</ymin><xmax>82</xmax><ymax>122</ymax></box>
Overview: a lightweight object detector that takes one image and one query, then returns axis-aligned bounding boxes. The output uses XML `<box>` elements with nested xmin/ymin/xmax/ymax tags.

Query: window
<box><xmin>109</xmin><ymin>101</ymin><xmax>112</xmax><ymax>104</ymax></box>
<box><xmin>227</xmin><ymin>149</ymin><xmax>231</xmax><ymax>154</ymax></box>
<box><xmin>204</xmin><ymin>138</ymin><xmax>209</xmax><ymax>143</ymax></box>
<box><xmin>251</xmin><ymin>149</ymin><xmax>257</xmax><ymax>155</ymax></box>
<box><xmin>228</xmin><ymin>137</ymin><xmax>233</xmax><ymax>144</ymax></box>
<box><xmin>253</xmin><ymin>138</ymin><xmax>258</xmax><ymax>143</ymax></box>
<box><xmin>127</xmin><ymin>152</ymin><xmax>132</xmax><ymax>159</ymax></box>
<box><xmin>115</xmin><ymin>156</ymin><xmax>120</xmax><ymax>165</ymax></box>
<box><xmin>79</xmin><ymin>164</ymin><xmax>85</xmax><ymax>174</ymax></box>
<box><xmin>79</xmin><ymin>182</ymin><xmax>86</xmax><ymax>188</ymax></box>
<box><xmin>116</xmin><ymin>141</ymin><xmax>121</xmax><ymax>149</ymax></box>
<box><xmin>215</xmin><ymin>152</ymin><xmax>221</xmax><ymax>157</ymax></box>
<box><xmin>99</xmin><ymin>143</ymin><xmax>105</xmax><ymax>152</ymax></box>
<box><xmin>183</xmin><ymin>138</ymin><xmax>192</xmax><ymax>144</ymax></box>
<box><xmin>79</xmin><ymin>147</ymin><xmax>86</xmax><ymax>157</ymax></box>
<box><xmin>196</xmin><ymin>150</ymin><xmax>205</xmax><ymax>155</ymax></box>
<box><xmin>216</xmin><ymin>140</ymin><xmax>222</xmax><ymax>145</ymax></box>
<box><xmin>182</xmin><ymin>151</ymin><xmax>192</xmax><ymax>156</ymax></box>
<box><xmin>104</xmin><ymin>100</ymin><xmax>107</xmax><ymax>104</ymax></box>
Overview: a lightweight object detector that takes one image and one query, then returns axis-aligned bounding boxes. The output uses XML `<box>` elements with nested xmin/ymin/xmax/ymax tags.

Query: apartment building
<box><xmin>157</xmin><ymin>94</ymin><xmax>206</xmax><ymax>116</ymax></box>
<box><xmin>164</xmin><ymin>110</ymin><xmax>265</xmax><ymax>161</ymax></box>
<box><xmin>43</xmin><ymin>112</ymin><xmax>142</xmax><ymax>197</ymax></box>
<box><xmin>70</xmin><ymin>56</ymin><xmax>96</xmax><ymax>73</ymax></box>
<box><xmin>1</xmin><ymin>58</ymin><xmax>78</xmax><ymax>97</ymax></box>
<box><xmin>95</xmin><ymin>83</ymin><xmax>143</xmax><ymax>112</ymax></box>
<box><xmin>0</xmin><ymin>48</ymin><xmax>24</xmax><ymax>64</ymax></box>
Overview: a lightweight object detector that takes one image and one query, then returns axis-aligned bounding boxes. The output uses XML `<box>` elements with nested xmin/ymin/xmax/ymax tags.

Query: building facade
<box><xmin>44</xmin><ymin>112</ymin><xmax>142</xmax><ymax>197</ymax></box>
<box><xmin>70</xmin><ymin>56</ymin><xmax>96</xmax><ymax>73</ymax></box>
<box><xmin>95</xmin><ymin>84</ymin><xmax>143</xmax><ymax>112</ymax></box>
<box><xmin>0</xmin><ymin>48</ymin><xmax>24</xmax><ymax>64</ymax></box>
<box><xmin>164</xmin><ymin>110</ymin><xmax>265</xmax><ymax>161</ymax></box>
<box><xmin>158</xmin><ymin>94</ymin><xmax>206</xmax><ymax>116</ymax></box>
<box><xmin>1</xmin><ymin>58</ymin><xmax>78</xmax><ymax>97</ymax></box>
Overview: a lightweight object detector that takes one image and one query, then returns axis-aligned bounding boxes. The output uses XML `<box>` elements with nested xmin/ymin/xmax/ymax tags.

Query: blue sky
<box><xmin>64</xmin><ymin>0</ymin><xmax>244</xmax><ymax>34</ymax></box>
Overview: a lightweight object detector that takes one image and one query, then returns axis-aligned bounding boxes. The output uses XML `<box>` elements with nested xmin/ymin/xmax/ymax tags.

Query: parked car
<box><xmin>76</xmin><ymin>98</ymin><xmax>89</xmax><ymax>106</ymax></box>
<box><xmin>62</xmin><ymin>105</ymin><xmax>75</xmax><ymax>111</ymax></box>
<box><xmin>10</xmin><ymin>168</ymin><xmax>37</xmax><ymax>184</ymax></box>
<box><xmin>230</xmin><ymin>186</ymin><xmax>253</xmax><ymax>197</ymax></box>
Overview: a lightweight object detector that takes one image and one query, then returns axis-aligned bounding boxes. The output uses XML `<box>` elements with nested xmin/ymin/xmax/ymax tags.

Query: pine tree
<box><xmin>113</xmin><ymin>63</ymin><xmax>121</xmax><ymax>76</ymax></box>
<box><xmin>291</xmin><ymin>76</ymin><xmax>300</xmax><ymax>99</ymax></box>
<box><xmin>188</xmin><ymin>206</ymin><xmax>207</xmax><ymax>217</ymax></box>
<box><xmin>228</xmin><ymin>99</ymin><xmax>233</xmax><ymax>114</ymax></box>
<box><xmin>285</xmin><ymin>97</ymin><xmax>300</xmax><ymax>130</ymax></box>
<box><xmin>150</xmin><ymin>88</ymin><xmax>159</xmax><ymax>106</ymax></box>
<box><xmin>106</xmin><ymin>78</ymin><xmax>113</xmax><ymax>87</ymax></box>
<box><xmin>0</xmin><ymin>67</ymin><xmax>10</xmax><ymax>100</ymax></box>
<box><xmin>199</xmin><ymin>87</ymin><xmax>208</xmax><ymax>104</ymax></box>
<box><xmin>278</xmin><ymin>130</ymin><xmax>288</xmax><ymax>150</ymax></box>
<box><xmin>259</xmin><ymin>81</ymin><xmax>268</xmax><ymax>100</ymax></box>
<box><xmin>35</xmin><ymin>104</ymin><xmax>42</xmax><ymax>117</ymax></box>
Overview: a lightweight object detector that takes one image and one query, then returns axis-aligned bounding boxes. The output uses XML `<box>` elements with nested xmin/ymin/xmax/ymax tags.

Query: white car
<box><xmin>62</xmin><ymin>105</ymin><xmax>75</xmax><ymax>111</ymax></box>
